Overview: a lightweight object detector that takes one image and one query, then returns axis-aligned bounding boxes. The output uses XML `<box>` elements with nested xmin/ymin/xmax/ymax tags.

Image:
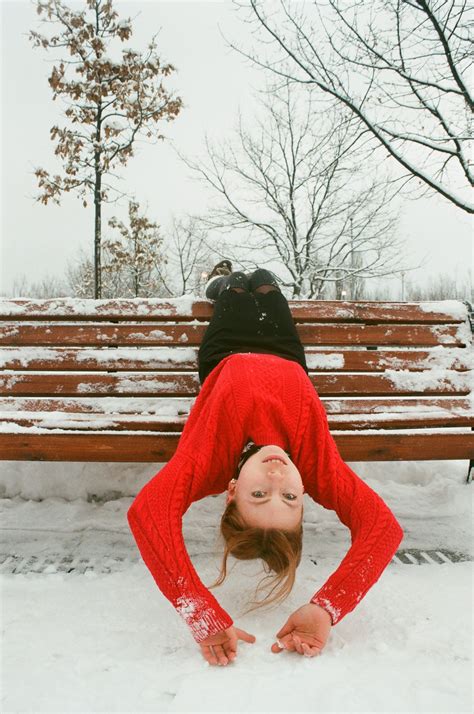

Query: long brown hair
<box><xmin>208</xmin><ymin>498</ymin><xmax>303</xmax><ymax>615</ymax></box>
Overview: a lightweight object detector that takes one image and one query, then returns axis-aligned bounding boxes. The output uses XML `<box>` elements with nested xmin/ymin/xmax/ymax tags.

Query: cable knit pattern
<box><xmin>127</xmin><ymin>353</ymin><xmax>404</xmax><ymax>642</ymax></box>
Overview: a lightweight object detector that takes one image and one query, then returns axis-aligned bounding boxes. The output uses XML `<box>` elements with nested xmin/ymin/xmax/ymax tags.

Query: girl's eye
<box><xmin>251</xmin><ymin>491</ymin><xmax>297</xmax><ymax>500</ymax></box>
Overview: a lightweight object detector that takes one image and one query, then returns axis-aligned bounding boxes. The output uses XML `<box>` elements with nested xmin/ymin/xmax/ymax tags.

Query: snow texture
<box><xmin>0</xmin><ymin>294</ymin><xmax>198</xmax><ymax>316</ymax></box>
<box><xmin>417</xmin><ymin>300</ymin><xmax>469</xmax><ymax>319</ymax></box>
<box><xmin>0</xmin><ymin>459</ymin><xmax>472</xmax><ymax>712</ymax></box>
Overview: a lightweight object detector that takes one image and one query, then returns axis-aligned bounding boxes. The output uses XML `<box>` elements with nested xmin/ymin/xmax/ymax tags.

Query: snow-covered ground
<box><xmin>1</xmin><ymin>459</ymin><xmax>472</xmax><ymax>713</ymax></box>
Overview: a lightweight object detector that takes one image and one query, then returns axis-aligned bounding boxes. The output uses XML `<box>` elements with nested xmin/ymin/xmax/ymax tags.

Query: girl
<box><xmin>127</xmin><ymin>262</ymin><xmax>404</xmax><ymax>667</ymax></box>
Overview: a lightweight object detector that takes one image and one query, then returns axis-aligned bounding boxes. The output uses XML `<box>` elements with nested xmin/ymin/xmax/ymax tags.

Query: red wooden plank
<box><xmin>1</xmin><ymin>371</ymin><xmax>470</xmax><ymax>397</ymax></box>
<box><xmin>0</xmin><ymin>298</ymin><xmax>467</xmax><ymax>323</ymax></box>
<box><xmin>0</xmin><ymin>347</ymin><xmax>470</xmax><ymax>372</ymax></box>
<box><xmin>0</xmin><ymin>322</ymin><xmax>465</xmax><ymax>347</ymax></box>
<box><xmin>2</xmin><ymin>410</ymin><xmax>471</xmax><ymax>431</ymax></box>
<box><xmin>0</xmin><ymin>396</ymin><xmax>470</xmax><ymax>415</ymax></box>
<box><xmin>1</xmin><ymin>431</ymin><xmax>472</xmax><ymax>462</ymax></box>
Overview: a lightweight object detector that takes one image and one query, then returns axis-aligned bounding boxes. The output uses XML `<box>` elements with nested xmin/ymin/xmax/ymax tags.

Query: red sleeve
<box><xmin>297</xmin><ymin>389</ymin><xmax>404</xmax><ymax>626</ymax></box>
<box><xmin>127</xmin><ymin>452</ymin><xmax>233</xmax><ymax>643</ymax></box>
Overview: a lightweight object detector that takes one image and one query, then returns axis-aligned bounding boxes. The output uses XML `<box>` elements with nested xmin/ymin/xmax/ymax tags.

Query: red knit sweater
<box><xmin>127</xmin><ymin>353</ymin><xmax>404</xmax><ymax>643</ymax></box>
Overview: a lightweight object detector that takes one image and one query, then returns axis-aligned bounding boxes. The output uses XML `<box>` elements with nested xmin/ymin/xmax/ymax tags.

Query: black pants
<box><xmin>198</xmin><ymin>288</ymin><xmax>309</xmax><ymax>385</ymax></box>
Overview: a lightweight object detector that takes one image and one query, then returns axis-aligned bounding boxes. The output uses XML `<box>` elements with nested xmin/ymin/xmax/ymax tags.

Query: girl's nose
<box><xmin>266</xmin><ymin>466</ymin><xmax>284</xmax><ymax>476</ymax></box>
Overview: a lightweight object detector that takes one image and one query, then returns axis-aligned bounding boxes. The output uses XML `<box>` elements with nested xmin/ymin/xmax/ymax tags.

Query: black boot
<box><xmin>205</xmin><ymin>271</ymin><xmax>250</xmax><ymax>301</ymax></box>
<box><xmin>248</xmin><ymin>268</ymin><xmax>281</xmax><ymax>293</ymax></box>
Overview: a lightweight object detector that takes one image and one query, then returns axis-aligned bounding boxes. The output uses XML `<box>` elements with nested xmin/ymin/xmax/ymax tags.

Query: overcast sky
<box><xmin>1</xmin><ymin>0</ymin><xmax>472</xmax><ymax>298</ymax></box>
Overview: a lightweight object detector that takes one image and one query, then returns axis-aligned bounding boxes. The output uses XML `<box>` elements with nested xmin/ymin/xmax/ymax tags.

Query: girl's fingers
<box><xmin>301</xmin><ymin>641</ymin><xmax>321</xmax><ymax>657</ymax></box>
<box><xmin>271</xmin><ymin>634</ymin><xmax>322</xmax><ymax>657</ymax></box>
<box><xmin>201</xmin><ymin>645</ymin><xmax>218</xmax><ymax>665</ymax></box>
<box><xmin>236</xmin><ymin>628</ymin><xmax>256</xmax><ymax>644</ymax></box>
<box><xmin>282</xmin><ymin>634</ymin><xmax>297</xmax><ymax>652</ymax></box>
<box><xmin>211</xmin><ymin>643</ymin><xmax>229</xmax><ymax>666</ymax></box>
<box><xmin>222</xmin><ymin>642</ymin><xmax>237</xmax><ymax>662</ymax></box>
<box><xmin>292</xmin><ymin>634</ymin><xmax>304</xmax><ymax>655</ymax></box>
<box><xmin>293</xmin><ymin>635</ymin><xmax>322</xmax><ymax>657</ymax></box>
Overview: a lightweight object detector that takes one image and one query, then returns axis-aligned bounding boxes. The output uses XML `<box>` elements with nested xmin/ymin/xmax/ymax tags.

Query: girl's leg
<box><xmin>248</xmin><ymin>268</ymin><xmax>308</xmax><ymax>372</ymax></box>
<box><xmin>198</xmin><ymin>266</ymin><xmax>308</xmax><ymax>384</ymax></box>
<box><xmin>198</xmin><ymin>286</ymin><xmax>260</xmax><ymax>383</ymax></box>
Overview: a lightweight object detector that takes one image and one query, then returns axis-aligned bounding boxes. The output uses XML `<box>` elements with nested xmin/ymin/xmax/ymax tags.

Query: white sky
<box><xmin>0</xmin><ymin>0</ymin><xmax>472</xmax><ymax>298</ymax></box>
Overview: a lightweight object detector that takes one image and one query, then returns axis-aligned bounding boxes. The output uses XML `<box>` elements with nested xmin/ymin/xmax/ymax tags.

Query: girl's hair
<box><xmin>208</xmin><ymin>498</ymin><xmax>303</xmax><ymax>615</ymax></box>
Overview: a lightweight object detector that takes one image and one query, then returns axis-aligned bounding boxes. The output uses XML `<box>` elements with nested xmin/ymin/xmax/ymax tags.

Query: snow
<box><xmin>127</xmin><ymin>329</ymin><xmax>172</xmax><ymax>341</ymax></box>
<box><xmin>0</xmin><ymin>396</ymin><xmax>193</xmax><ymax>416</ymax></box>
<box><xmin>0</xmin><ymin>458</ymin><xmax>472</xmax><ymax>712</ymax></box>
<box><xmin>305</xmin><ymin>352</ymin><xmax>345</xmax><ymax>370</ymax></box>
<box><xmin>1</xmin><ymin>296</ymin><xmax>467</xmax><ymax>320</ymax></box>
<box><xmin>418</xmin><ymin>300</ymin><xmax>469</xmax><ymax>320</ymax></box>
<box><xmin>432</xmin><ymin>321</ymin><xmax>472</xmax><ymax>346</ymax></box>
<box><xmin>384</xmin><ymin>368</ymin><xmax>471</xmax><ymax>392</ymax></box>
<box><xmin>0</xmin><ymin>347</ymin><xmax>198</xmax><ymax>369</ymax></box>
<box><xmin>0</xmin><ymin>295</ymin><xmax>199</xmax><ymax>317</ymax></box>
<box><xmin>420</xmin><ymin>345</ymin><xmax>474</xmax><ymax>370</ymax></box>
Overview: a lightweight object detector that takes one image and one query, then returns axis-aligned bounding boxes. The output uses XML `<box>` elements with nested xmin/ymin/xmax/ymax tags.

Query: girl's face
<box><xmin>226</xmin><ymin>444</ymin><xmax>304</xmax><ymax>530</ymax></box>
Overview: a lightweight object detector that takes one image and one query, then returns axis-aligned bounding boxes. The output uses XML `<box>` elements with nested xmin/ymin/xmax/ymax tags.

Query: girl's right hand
<box><xmin>270</xmin><ymin>603</ymin><xmax>332</xmax><ymax>656</ymax></box>
<box><xmin>199</xmin><ymin>625</ymin><xmax>256</xmax><ymax>666</ymax></box>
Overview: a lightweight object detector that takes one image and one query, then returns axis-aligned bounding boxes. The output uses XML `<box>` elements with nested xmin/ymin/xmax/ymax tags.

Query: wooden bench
<box><xmin>1</xmin><ymin>298</ymin><xmax>473</xmax><ymax>481</ymax></box>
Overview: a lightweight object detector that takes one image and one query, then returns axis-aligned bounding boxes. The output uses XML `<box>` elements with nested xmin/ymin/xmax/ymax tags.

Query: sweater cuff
<box><xmin>309</xmin><ymin>595</ymin><xmax>340</xmax><ymax>626</ymax></box>
<box><xmin>175</xmin><ymin>594</ymin><xmax>234</xmax><ymax>644</ymax></box>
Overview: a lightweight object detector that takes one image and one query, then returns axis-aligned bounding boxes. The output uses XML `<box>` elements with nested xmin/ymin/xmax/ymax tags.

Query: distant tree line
<box><xmin>5</xmin><ymin>261</ymin><xmax>471</xmax><ymax>303</ymax></box>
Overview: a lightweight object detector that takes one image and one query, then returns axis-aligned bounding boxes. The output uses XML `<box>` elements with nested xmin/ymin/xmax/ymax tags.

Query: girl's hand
<box><xmin>199</xmin><ymin>625</ymin><xmax>256</xmax><ymax>666</ymax></box>
<box><xmin>271</xmin><ymin>603</ymin><xmax>332</xmax><ymax>657</ymax></box>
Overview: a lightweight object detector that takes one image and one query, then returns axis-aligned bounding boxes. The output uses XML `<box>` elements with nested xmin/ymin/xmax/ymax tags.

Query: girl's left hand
<box><xmin>199</xmin><ymin>625</ymin><xmax>256</xmax><ymax>666</ymax></box>
<box><xmin>271</xmin><ymin>603</ymin><xmax>332</xmax><ymax>657</ymax></box>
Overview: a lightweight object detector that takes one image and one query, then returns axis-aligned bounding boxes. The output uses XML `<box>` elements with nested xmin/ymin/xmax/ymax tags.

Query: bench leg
<box><xmin>467</xmin><ymin>425</ymin><xmax>474</xmax><ymax>484</ymax></box>
<box><xmin>467</xmin><ymin>460</ymin><xmax>474</xmax><ymax>484</ymax></box>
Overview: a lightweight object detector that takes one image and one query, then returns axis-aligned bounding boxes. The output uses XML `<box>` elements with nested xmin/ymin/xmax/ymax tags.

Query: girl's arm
<box><xmin>297</xmin><ymin>390</ymin><xmax>404</xmax><ymax>626</ymax></box>
<box><xmin>127</xmin><ymin>452</ymin><xmax>233</xmax><ymax>643</ymax></box>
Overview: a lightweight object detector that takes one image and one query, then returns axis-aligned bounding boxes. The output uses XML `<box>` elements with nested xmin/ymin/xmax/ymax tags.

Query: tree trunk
<box><xmin>94</xmin><ymin>167</ymin><xmax>102</xmax><ymax>299</ymax></box>
<box><xmin>94</xmin><ymin>94</ymin><xmax>102</xmax><ymax>299</ymax></box>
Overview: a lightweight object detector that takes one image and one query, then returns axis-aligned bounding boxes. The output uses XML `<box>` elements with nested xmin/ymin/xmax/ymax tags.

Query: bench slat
<box><xmin>0</xmin><ymin>396</ymin><xmax>470</xmax><ymax>414</ymax></box>
<box><xmin>1</xmin><ymin>431</ymin><xmax>472</xmax><ymax>462</ymax></box>
<box><xmin>2</xmin><ymin>410</ymin><xmax>472</xmax><ymax>431</ymax></box>
<box><xmin>0</xmin><ymin>299</ymin><xmax>467</xmax><ymax>323</ymax></box>
<box><xmin>1</xmin><ymin>371</ymin><xmax>471</xmax><ymax>397</ymax></box>
<box><xmin>0</xmin><ymin>347</ymin><xmax>471</xmax><ymax>372</ymax></box>
<box><xmin>0</xmin><ymin>323</ymin><xmax>467</xmax><ymax>347</ymax></box>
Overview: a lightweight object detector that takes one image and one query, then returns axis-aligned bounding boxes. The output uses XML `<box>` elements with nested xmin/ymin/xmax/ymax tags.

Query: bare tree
<box><xmin>63</xmin><ymin>213</ymin><xmax>210</xmax><ymax>299</ymax></box>
<box><xmin>6</xmin><ymin>275</ymin><xmax>31</xmax><ymax>299</ymax></box>
<box><xmin>102</xmin><ymin>199</ymin><xmax>168</xmax><ymax>298</ymax></box>
<box><xmin>65</xmin><ymin>246</ymin><xmax>95</xmax><ymax>297</ymax></box>
<box><xmin>181</xmin><ymin>80</ymin><xmax>409</xmax><ymax>298</ymax></box>
<box><xmin>158</xmin><ymin>217</ymin><xmax>213</xmax><ymax>297</ymax></box>
<box><xmin>232</xmin><ymin>0</ymin><xmax>473</xmax><ymax>214</ymax></box>
<box><xmin>8</xmin><ymin>272</ymin><xmax>68</xmax><ymax>298</ymax></box>
<box><xmin>29</xmin><ymin>0</ymin><xmax>183</xmax><ymax>297</ymax></box>
<box><xmin>406</xmin><ymin>271</ymin><xmax>472</xmax><ymax>300</ymax></box>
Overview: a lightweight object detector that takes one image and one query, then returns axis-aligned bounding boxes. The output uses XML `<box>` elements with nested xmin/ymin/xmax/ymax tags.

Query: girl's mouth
<box><xmin>262</xmin><ymin>455</ymin><xmax>287</xmax><ymax>465</ymax></box>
